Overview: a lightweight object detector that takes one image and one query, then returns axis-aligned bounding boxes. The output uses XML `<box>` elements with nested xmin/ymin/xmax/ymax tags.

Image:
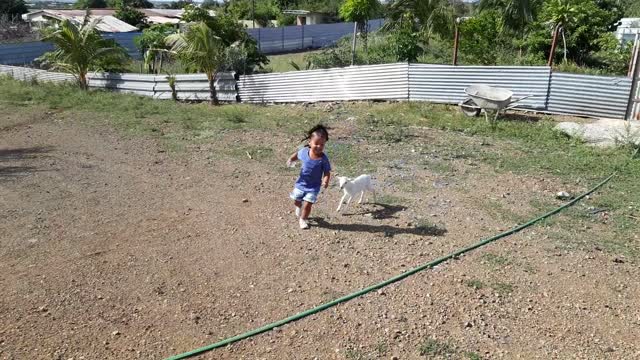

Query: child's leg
<box><xmin>301</xmin><ymin>201</ymin><xmax>312</xmax><ymax>220</ymax></box>
<box><xmin>294</xmin><ymin>200</ymin><xmax>302</xmax><ymax>217</ymax></box>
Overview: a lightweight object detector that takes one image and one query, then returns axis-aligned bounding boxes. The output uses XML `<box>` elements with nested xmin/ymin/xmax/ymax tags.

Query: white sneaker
<box><xmin>295</xmin><ymin>206</ymin><xmax>301</xmax><ymax>218</ymax></box>
<box><xmin>299</xmin><ymin>218</ymin><xmax>310</xmax><ymax>229</ymax></box>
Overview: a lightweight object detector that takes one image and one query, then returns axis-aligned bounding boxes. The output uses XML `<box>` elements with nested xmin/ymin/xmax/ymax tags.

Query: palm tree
<box><xmin>166</xmin><ymin>22</ymin><xmax>226</xmax><ymax>105</ymax></box>
<box><xmin>385</xmin><ymin>0</ymin><xmax>454</xmax><ymax>46</ymax></box>
<box><xmin>38</xmin><ymin>18</ymin><xmax>129</xmax><ymax>90</ymax></box>
<box><xmin>478</xmin><ymin>0</ymin><xmax>538</xmax><ymax>33</ymax></box>
<box><xmin>544</xmin><ymin>0</ymin><xmax>578</xmax><ymax>65</ymax></box>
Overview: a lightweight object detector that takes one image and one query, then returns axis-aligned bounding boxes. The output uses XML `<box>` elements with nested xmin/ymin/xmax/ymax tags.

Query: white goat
<box><xmin>336</xmin><ymin>174</ymin><xmax>375</xmax><ymax>212</ymax></box>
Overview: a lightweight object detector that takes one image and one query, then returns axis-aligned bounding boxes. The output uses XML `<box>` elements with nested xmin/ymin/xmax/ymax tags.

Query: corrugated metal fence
<box><xmin>0</xmin><ymin>65</ymin><xmax>237</xmax><ymax>101</ymax></box>
<box><xmin>0</xmin><ymin>41</ymin><xmax>56</xmax><ymax>66</ymax></box>
<box><xmin>547</xmin><ymin>72</ymin><xmax>632</xmax><ymax>119</ymax></box>
<box><xmin>0</xmin><ymin>20</ymin><xmax>385</xmax><ymax>65</ymax></box>
<box><xmin>2</xmin><ymin>63</ymin><xmax>636</xmax><ymax>119</ymax></box>
<box><xmin>408</xmin><ymin>64</ymin><xmax>550</xmax><ymax>109</ymax></box>
<box><xmin>246</xmin><ymin>19</ymin><xmax>384</xmax><ymax>54</ymax></box>
<box><xmin>238</xmin><ymin>63</ymin><xmax>408</xmax><ymax>102</ymax></box>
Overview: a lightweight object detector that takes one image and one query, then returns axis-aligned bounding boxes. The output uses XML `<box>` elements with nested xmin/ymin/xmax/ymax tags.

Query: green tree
<box><xmin>115</xmin><ymin>6</ymin><xmax>147</xmax><ymax>28</ymax></box>
<box><xmin>339</xmin><ymin>0</ymin><xmax>380</xmax><ymax>55</ymax></box>
<box><xmin>390</xmin><ymin>14</ymin><xmax>422</xmax><ymax>62</ymax></box>
<box><xmin>37</xmin><ymin>18</ymin><xmax>130</xmax><ymax>90</ymax></box>
<box><xmin>523</xmin><ymin>0</ymin><xmax>623</xmax><ymax>67</ymax></box>
<box><xmin>459</xmin><ymin>10</ymin><xmax>509</xmax><ymax>65</ymax></box>
<box><xmin>73</xmin><ymin>0</ymin><xmax>108</xmax><ymax>9</ymax></box>
<box><xmin>108</xmin><ymin>0</ymin><xmax>153</xmax><ymax>8</ymax></box>
<box><xmin>181</xmin><ymin>4</ymin><xmax>214</xmax><ymax>22</ymax></box>
<box><xmin>543</xmin><ymin>0</ymin><xmax>579</xmax><ymax>64</ymax></box>
<box><xmin>134</xmin><ymin>23</ymin><xmax>176</xmax><ymax>73</ymax></box>
<box><xmin>225</xmin><ymin>0</ymin><xmax>251</xmax><ymax>20</ymax></box>
<box><xmin>478</xmin><ymin>0</ymin><xmax>541</xmax><ymax>33</ymax></box>
<box><xmin>0</xmin><ymin>0</ymin><xmax>28</xmax><ymax>18</ymax></box>
<box><xmin>628</xmin><ymin>0</ymin><xmax>640</xmax><ymax>16</ymax></box>
<box><xmin>385</xmin><ymin>0</ymin><xmax>454</xmax><ymax>46</ymax></box>
<box><xmin>201</xmin><ymin>0</ymin><xmax>222</xmax><ymax>10</ymax></box>
<box><xmin>166</xmin><ymin>22</ymin><xmax>227</xmax><ymax>105</ymax></box>
<box><xmin>181</xmin><ymin>5</ymin><xmax>268</xmax><ymax>74</ymax></box>
<box><xmin>254</xmin><ymin>0</ymin><xmax>279</xmax><ymax>27</ymax></box>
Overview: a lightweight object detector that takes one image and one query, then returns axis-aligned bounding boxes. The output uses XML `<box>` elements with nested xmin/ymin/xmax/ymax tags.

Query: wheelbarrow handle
<box><xmin>504</xmin><ymin>95</ymin><xmax>535</xmax><ymax>109</ymax></box>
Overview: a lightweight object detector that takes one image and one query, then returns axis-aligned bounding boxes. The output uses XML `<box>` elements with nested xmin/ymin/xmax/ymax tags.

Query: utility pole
<box><xmin>453</xmin><ymin>20</ymin><xmax>460</xmax><ymax>65</ymax></box>
<box><xmin>625</xmin><ymin>35</ymin><xmax>640</xmax><ymax>120</ymax></box>
<box><xmin>252</xmin><ymin>0</ymin><xmax>255</xmax><ymax>28</ymax></box>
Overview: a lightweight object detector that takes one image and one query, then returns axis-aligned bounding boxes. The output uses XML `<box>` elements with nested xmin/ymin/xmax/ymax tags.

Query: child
<box><xmin>287</xmin><ymin>125</ymin><xmax>331</xmax><ymax>229</ymax></box>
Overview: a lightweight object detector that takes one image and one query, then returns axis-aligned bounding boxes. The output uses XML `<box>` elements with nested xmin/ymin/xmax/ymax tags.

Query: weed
<box><xmin>481</xmin><ymin>253</ymin><xmax>512</xmax><ymax>267</ymax></box>
<box><xmin>344</xmin><ymin>346</ymin><xmax>366</xmax><ymax>360</ymax></box>
<box><xmin>374</xmin><ymin>342</ymin><xmax>388</xmax><ymax>356</ymax></box>
<box><xmin>419</xmin><ymin>338</ymin><xmax>456</xmax><ymax>356</ymax></box>
<box><xmin>491</xmin><ymin>282</ymin><xmax>514</xmax><ymax>295</ymax></box>
<box><xmin>465</xmin><ymin>351</ymin><xmax>483</xmax><ymax>360</ymax></box>
<box><xmin>465</xmin><ymin>279</ymin><xmax>485</xmax><ymax>290</ymax></box>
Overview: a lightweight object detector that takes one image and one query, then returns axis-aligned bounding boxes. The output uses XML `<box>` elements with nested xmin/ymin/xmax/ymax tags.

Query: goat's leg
<box><xmin>336</xmin><ymin>193</ymin><xmax>348</xmax><ymax>212</ymax></box>
<box><xmin>343</xmin><ymin>195</ymin><xmax>353</xmax><ymax>212</ymax></box>
<box><xmin>358</xmin><ymin>190</ymin><xmax>365</xmax><ymax>204</ymax></box>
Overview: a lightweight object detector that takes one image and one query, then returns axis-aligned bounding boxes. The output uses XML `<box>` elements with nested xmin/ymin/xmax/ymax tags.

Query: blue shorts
<box><xmin>290</xmin><ymin>188</ymin><xmax>319</xmax><ymax>204</ymax></box>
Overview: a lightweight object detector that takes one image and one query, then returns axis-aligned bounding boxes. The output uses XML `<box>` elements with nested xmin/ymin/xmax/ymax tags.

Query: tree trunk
<box><xmin>561</xmin><ymin>28</ymin><xmax>567</xmax><ymax>63</ymax></box>
<box><xmin>547</xmin><ymin>24</ymin><xmax>561</xmax><ymax>67</ymax></box>
<box><xmin>208</xmin><ymin>73</ymin><xmax>219</xmax><ymax>106</ymax></box>
<box><xmin>79</xmin><ymin>71</ymin><xmax>88</xmax><ymax>91</ymax></box>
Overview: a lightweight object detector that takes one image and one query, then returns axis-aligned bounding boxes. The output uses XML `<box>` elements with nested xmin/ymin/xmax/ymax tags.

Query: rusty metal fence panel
<box><xmin>547</xmin><ymin>72</ymin><xmax>632</xmax><ymax>119</ymax></box>
<box><xmin>408</xmin><ymin>64</ymin><xmax>551</xmax><ymax>110</ymax></box>
<box><xmin>238</xmin><ymin>63</ymin><xmax>409</xmax><ymax>103</ymax></box>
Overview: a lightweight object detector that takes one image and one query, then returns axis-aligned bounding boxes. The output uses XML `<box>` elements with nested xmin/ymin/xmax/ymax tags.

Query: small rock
<box><xmin>242</xmin><ymin>199</ymin><xmax>249</xmax><ymax>203</ymax></box>
<box><xmin>112</xmin><ymin>331</ymin><xmax>120</xmax><ymax>336</ymax></box>
<box><xmin>556</xmin><ymin>191</ymin><xmax>571</xmax><ymax>200</ymax></box>
<box><xmin>464</xmin><ymin>321</ymin><xmax>473</xmax><ymax>328</ymax></box>
<box><xmin>613</xmin><ymin>257</ymin><xmax>625</xmax><ymax>264</ymax></box>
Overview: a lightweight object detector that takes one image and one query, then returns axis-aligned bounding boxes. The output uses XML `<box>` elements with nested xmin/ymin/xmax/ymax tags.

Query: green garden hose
<box><xmin>166</xmin><ymin>149</ymin><xmax>637</xmax><ymax>360</ymax></box>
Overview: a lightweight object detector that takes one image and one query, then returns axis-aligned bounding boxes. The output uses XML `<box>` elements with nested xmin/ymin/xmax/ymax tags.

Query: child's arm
<box><xmin>286</xmin><ymin>151</ymin><xmax>299</xmax><ymax>167</ymax></box>
<box><xmin>322</xmin><ymin>171</ymin><xmax>331</xmax><ymax>189</ymax></box>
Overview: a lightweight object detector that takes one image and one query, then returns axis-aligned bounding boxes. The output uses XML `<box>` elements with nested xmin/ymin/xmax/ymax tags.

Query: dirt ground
<box><xmin>1</xmin><ymin>108</ymin><xmax>639</xmax><ymax>360</ymax></box>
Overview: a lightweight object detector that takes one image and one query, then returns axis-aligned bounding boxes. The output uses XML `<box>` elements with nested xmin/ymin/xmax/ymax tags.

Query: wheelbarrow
<box><xmin>459</xmin><ymin>85</ymin><xmax>533</xmax><ymax>123</ymax></box>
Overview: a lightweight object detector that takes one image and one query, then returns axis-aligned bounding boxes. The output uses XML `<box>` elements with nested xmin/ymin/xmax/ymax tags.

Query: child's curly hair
<box><xmin>302</xmin><ymin>124</ymin><xmax>329</xmax><ymax>142</ymax></box>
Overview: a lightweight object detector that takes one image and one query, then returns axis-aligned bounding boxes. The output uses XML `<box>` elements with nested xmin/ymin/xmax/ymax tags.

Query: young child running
<box><xmin>287</xmin><ymin>125</ymin><xmax>331</xmax><ymax>229</ymax></box>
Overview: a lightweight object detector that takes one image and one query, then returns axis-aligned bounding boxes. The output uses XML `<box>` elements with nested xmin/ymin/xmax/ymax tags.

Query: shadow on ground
<box><xmin>339</xmin><ymin>203</ymin><xmax>407</xmax><ymax>220</ymax></box>
<box><xmin>0</xmin><ymin>146</ymin><xmax>54</xmax><ymax>180</ymax></box>
<box><xmin>500</xmin><ymin>112</ymin><xmax>542</xmax><ymax>123</ymax></box>
<box><xmin>311</xmin><ymin>217</ymin><xmax>447</xmax><ymax>238</ymax></box>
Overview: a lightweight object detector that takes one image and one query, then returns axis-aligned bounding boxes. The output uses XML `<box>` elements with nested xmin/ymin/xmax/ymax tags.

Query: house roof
<box><xmin>22</xmin><ymin>10</ymin><xmax>139</xmax><ymax>32</ymax></box>
<box><xmin>21</xmin><ymin>8</ymin><xmax>213</xmax><ymax>28</ymax></box>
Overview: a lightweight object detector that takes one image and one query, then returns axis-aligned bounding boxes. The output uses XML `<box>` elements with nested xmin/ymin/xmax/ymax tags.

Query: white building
<box><xmin>282</xmin><ymin>10</ymin><xmax>332</xmax><ymax>26</ymax></box>
<box><xmin>616</xmin><ymin>18</ymin><xmax>640</xmax><ymax>44</ymax></box>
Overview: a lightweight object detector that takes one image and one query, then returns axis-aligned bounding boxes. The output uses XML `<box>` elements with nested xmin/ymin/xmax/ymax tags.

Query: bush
<box><xmin>277</xmin><ymin>13</ymin><xmax>296</xmax><ymax>26</ymax></box>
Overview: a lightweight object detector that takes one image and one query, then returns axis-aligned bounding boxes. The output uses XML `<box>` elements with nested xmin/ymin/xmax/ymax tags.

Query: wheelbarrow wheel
<box><xmin>459</xmin><ymin>98</ymin><xmax>481</xmax><ymax>117</ymax></box>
